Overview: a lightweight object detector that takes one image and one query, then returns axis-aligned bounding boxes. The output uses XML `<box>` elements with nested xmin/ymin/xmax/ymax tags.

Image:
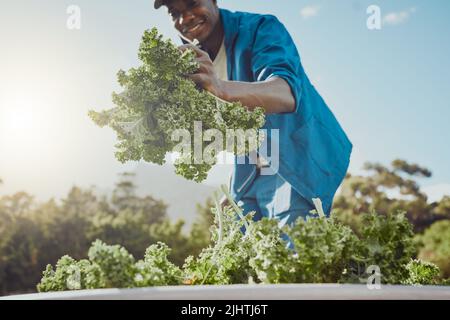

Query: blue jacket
<box><xmin>220</xmin><ymin>8</ymin><xmax>352</xmax><ymax>214</ymax></box>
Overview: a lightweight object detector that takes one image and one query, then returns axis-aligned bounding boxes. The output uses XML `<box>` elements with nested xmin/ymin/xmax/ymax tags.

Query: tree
<box><xmin>416</xmin><ymin>220</ymin><xmax>450</xmax><ymax>278</ymax></box>
<box><xmin>186</xmin><ymin>197</ymin><xmax>215</xmax><ymax>257</ymax></box>
<box><xmin>111</xmin><ymin>172</ymin><xmax>167</xmax><ymax>224</ymax></box>
<box><xmin>0</xmin><ymin>173</ymin><xmax>193</xmax><ymax>295</ymax></box>
<box><xmin>89</xmin><ymin>172</ymin><xmax>170</xmax><ymax>259</ymax></box>
<box><xmin>333</xmin><ymin>159</ymin><xmax>449</xmax><ymax>233</ymax></box>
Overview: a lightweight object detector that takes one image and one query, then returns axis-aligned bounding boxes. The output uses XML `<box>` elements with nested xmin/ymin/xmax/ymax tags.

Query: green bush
<box><xmin>0</xmin><ymin>175</ymin><xmax>201</xmax><ymax>296</ymax></box>
<box><xmin>37</xmin><ymin>191</ymin><xmax>438</xmax><ymax>291</ymax></box>
<box><xmin>416</xmin><ymin>220</ymin><xmax>450</xmax><ymax>278</ymax></box>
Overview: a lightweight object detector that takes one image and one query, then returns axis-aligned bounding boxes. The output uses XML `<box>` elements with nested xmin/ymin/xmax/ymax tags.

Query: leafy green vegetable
<box><xmin>37</xmin><ymin>256</ymin><xmax>105</xmax><ymax>292</ymax></box>
<box><xmin>38</xmin><ymin>190</ymin><xmax>444</xmax><ymax>291</ymax></box>
<box><xmin>87</xmin><ymin>240</ymin><xmax>136</xmax><ymax>288</ymax></box>
<box><xmin>416</xmin><ymin>220</ymin><xmax>450</xmax><ymax>278</ymax></box>
<box><xmin>183</xmin><ymin>197</ymin><xmax>255</xmax><ymax>285</ymax></box>
<box><xmin>402</xmin><ymin>259</ymin><xmax>441</xmax><ymax>285</ymax></box>
<box><xmin>358</xmin><ymin>212</ymin><xmax>417</xmax><ymax>284</ymax></box>
<box><xmin>134</xmin><ymin>242</ymin><xmax>183</xmax><ymax>287</ymax></box>
<box><xmin>89</xmin><ymin>28</ymin><xmax>265</xmax><ymax>182</ymax></box>
<box><xmin>288</xmin><ymin>214</ymin><xmax>363</xmax><ymax>283</ymax></box>
<box><xmin>247</xmin><ymin>219</ymin><xmax>296</xmax><ymax>284</ymax></box>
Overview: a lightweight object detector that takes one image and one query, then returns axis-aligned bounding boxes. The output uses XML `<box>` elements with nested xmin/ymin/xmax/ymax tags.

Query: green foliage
<box><xmin>331</xmin><ymin>159</ymin><xmax>450</xmax><ymax>283</ymax></box>
<box><xmin>334</xmin><ymin>160</ymin><xmax>450</xmax><ymax>233</ymax></box>
<box><xmin>87</xmin><ymin>240</ymin><xmax>136</xmax><ymax>288</ymax></box>
<box><xmin>38</xmin><ymin>241</ymin><xmax>185</xmax><ymax>292</ymax></box>
<box><xmin>35</xmin><ymin>198</ymin><xmax>450</xmax><ymax>293</ymax></box>
<box><xmin>416</xmin><ymin>220</ymin><xmax>450</xmax><ymax>278</ymax></box>
<box><xmin>246</xmin><ymin>219</ymin><xmax>295</xmax><ymax>284</ymax></box>
<box><xmin>402</xmin><ymin>259</ymin><xmax>441</xmax><ymax>285</ymax></box>
<box><xmin>37</xmin><ymin>256</ymin><xmax>105</xmax><ymax>292</ymax></box>
<box><xmin>183</xmin><ymin>194</ymin><xmax>365</xmax><ymax>286</ymax></box>
<box><xmin>186</xmin><ymin>198</ymin><xmax>215</xmax><ymax>258</ymax></box>
<box><xmin>36</xmin><ymin>199</ymin><xmax>430</xmax><ymax>291</ymax></box>
<box><xmin>288</xmin><ymin>214</ymin><xmax>363</xmax><ymax>283</ymax></box>
<box><xmin>89</xmin><ymin>28</ymin><xmax>265</xmax><ymax>182</ymax></box>
<box><xmin>2</xmin><ymin>159</ymin><xmax>450</xmax><ymax>296</ymax></box>
<box><xmin>0</xmin><ymin>173</ymin><xmax>196</xmax><ymax>296</ymax></box>
<box><xmin>358</xmin><ymin>212</ymin><xmax>417</xmax><ymax>284</ymax></box>
<box><xmin>135</xmin><ymin>242</ymin><xmax>183</xmax><ymax>287</ymax></box>
<box><xmin>183</xmin><ymin>200</ymin><xmax>255</xmax><ymax>285</ymax></box>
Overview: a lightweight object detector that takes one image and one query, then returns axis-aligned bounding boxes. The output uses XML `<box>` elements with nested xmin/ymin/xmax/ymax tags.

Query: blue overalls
<box><xmin>219</xmin><ymin>8</ymin><xmax>353</xmax><ymax>241</ymax></box>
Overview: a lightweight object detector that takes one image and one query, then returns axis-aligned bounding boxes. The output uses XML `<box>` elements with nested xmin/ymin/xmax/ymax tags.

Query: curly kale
<box><xmin>134</xmin><ymin>242</ymin><xmax>183</xmax><ymax>286</ymax></box>
<box><xmin>37</xmin><ymin>256</ymin><xmax>105</xmax><ymax>292</ymax></box>
<box><xmin>287</xmin><ymin>214</ymin><xmax>363</xmax><ymax>283</ymax></box>
<box><xmin>246</xmin><ymin>219</ymin><xmax>296</xmax><ymax>284</ymax></box>
<box><xmin>358</xmin><ymin>212</ymin><xmax>417</xmax><ymax>284</ymax></box>
<box><xmin>89</xmin><ymin>28</ymin><xmax>265</xmax><ymax>182</ymax></box>
<box><xmin>402</xmin><ymin>259</ymin><xmax>441</xmax><ymax>286</ymax></box>
<box><xmin>183</xmin><ymin>194</ymin><xmax>255</xmax><ymax>285</ymax></box>
<box><xmin>87</xmin><ymin>240</ymin><xmax>137</xmax><ymax>288</ymax></box>
<box><xmin>38</xmin><ymin>190</ymin><xmax>443</xmax><ymax>291</ymax></box>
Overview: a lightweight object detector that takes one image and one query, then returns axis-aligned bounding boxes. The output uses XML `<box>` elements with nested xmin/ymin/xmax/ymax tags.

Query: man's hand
<box><xmin>179</xmin><ymin>44</ymin><xmax>225</xmax><ymax>98</ymax></box>
<box><xmin>178</xmin><ymin>44</ymin><xmax>296</xmax><ymax>114</ymax></box>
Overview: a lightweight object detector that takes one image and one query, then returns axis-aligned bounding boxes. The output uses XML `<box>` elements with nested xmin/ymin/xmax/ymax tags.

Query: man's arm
<box><xmin>179</xmin><ymin>44</ymin><xmax>296</xmax><ymax>114</ymax></box>
<box><xmin>218</xmin><ymin>77</ymin><xmax>295</xmax><ymax>114</ymax></box>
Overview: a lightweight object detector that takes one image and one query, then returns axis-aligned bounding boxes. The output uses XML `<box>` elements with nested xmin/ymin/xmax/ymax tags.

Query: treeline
<box><xmin>333</xmin><ymin>160</ymin><xmax>450</xmax><ymax>278</ymax></box>
<box><xmin>0</xmin><ymin>173</ymin><xmax>213</xmax><ymax>295</ymax></box>
<box><xmin>0</xmin><ymin>159</ymin><xmax>449</xmax><ymax>295</ymax></box>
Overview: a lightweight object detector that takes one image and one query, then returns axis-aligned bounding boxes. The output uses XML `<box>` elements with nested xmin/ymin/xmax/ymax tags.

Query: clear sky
<box><xmin>0</xmin><ymin>0</ymin><xmax>449</xmax><ymax>201</ymax></box>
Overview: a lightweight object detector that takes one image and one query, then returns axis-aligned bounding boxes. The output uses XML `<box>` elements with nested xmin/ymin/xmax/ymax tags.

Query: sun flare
<box><xmin>0</xmin><ymin>95</ymin><xmax>44</xmax><ymax>143</ymax></box>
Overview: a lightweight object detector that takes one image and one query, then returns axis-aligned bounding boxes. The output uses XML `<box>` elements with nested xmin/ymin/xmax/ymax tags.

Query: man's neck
<box><xmin>201</xmin><ymin>17</ymin><xmax>224</xmax><ymax>61</ymax></box>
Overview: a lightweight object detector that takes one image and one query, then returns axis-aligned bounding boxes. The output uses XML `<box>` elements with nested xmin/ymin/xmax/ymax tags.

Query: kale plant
<box><xmin>246</xmin><ymin>219</ymin><xmax>296</xmax><ymax>284</ymax></box>
<box><xmin>287</xmin><ymin>213</ymin><xmax>363</xmax><ymax>283</ymax></box>
<box><xmin>87</xmin><ymin>240</ymin><xmax>137</xmax><ymax>288</ymax></box>
<box><xmin>37</xmin><ymin>256</ymin><xmax>105</xmax><ymax>292</ymax></box>
<box><xmin>358</xmin><ymin>212</ymin><xmax>417</xmax><ymax>284</ymax></box>
<box><xmin>183</xmin><ymin>193</ymin><xmax>255</xmax><ymax>285</ymax></box>
<box><xmin>38</xmin><ymin>190</ymin><xmax>437</xmax><ymax>291</ymax></box>
<box><xmin>134</xmin><ymin>242</ymin><xmax>183</xmax><ymax>287</ymax></box>
<box><xmin>89</xmin><ymin>28</ymin><xmax>265</xmax><ymax>182</ymax></box>
<box><xmin>402</xmin><ymin>259</ymin><xmax>441</xmax><ymax>286</ymax></box>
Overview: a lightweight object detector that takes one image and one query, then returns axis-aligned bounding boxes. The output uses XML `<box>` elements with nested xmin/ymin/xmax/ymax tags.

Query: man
<box><xmin>154</xmin><ymin>0</ymin><xmax>352</xmax><ymax>232</ymax></box>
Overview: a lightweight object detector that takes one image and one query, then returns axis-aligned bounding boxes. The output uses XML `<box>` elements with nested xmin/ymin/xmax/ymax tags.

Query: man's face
<box><xmin>165</xmin><ymin>0</ymin><xmax>219</xmax><ymax>43</ymax></box>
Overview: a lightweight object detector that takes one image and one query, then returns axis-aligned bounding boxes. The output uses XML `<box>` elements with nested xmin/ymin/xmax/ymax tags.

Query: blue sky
<box><xmin>0</xmin><ymin>0</ymin><xmax>449</xmax><ymax>201</ymax></box>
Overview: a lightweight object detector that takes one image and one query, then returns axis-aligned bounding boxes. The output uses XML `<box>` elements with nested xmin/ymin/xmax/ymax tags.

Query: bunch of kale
<box><xmin>89</xmin><ymin>28</ymin><xmax>265</xmax><ymax>182</ymax></box>
<box><xmin>38</xmin><ymin>189</ymin><xmax>448</xmax><ymax>292</ymax></box>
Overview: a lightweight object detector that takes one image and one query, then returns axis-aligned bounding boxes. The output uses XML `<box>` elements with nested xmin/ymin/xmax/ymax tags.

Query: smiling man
<box><xmin>154</xmin><ymin>0</ymin><xmax>352</xmax><ymax>239</ymax></box>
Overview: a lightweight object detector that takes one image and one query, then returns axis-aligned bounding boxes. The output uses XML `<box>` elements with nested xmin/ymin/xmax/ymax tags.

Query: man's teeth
<box><xmin>185</xmin><ymin>21</ymin><xmax>204</xmax><ymax>33</ymax></box>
